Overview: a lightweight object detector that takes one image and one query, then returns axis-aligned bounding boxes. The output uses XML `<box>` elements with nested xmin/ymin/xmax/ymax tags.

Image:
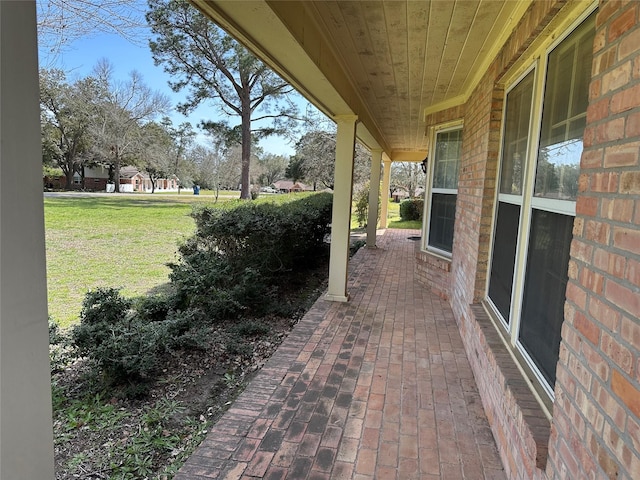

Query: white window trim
<box><xmin>485</xmin><ymin>4</ymin><xmax>597</xmax><ymax>402</ymax></box>
<box><xmin>421</xmin><ymin>121</ymin><xmax>464</xmax><ymax>257</ymax></box>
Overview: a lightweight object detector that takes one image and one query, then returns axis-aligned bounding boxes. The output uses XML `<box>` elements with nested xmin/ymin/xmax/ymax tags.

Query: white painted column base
<box><xmin>325</xmin><ymin>115</ymin><xmax>357</xmax><ymax>302</ymax></box>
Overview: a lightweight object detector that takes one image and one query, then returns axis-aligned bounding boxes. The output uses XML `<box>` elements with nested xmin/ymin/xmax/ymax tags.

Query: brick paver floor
<box><xmin>175</xmin><ymin>229</ymin><xmax>506</xmax><ymax>479</ymax></box>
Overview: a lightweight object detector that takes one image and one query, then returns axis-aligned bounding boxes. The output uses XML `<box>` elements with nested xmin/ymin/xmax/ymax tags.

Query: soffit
<box><xmin>193</xmin><ymin>1</ymin><xmax>531</xmax><ymax>159</ymax></box>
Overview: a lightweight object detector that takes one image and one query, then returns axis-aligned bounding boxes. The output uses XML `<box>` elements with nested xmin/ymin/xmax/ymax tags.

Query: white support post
<box><xmin>366</xmin><ymin>149</ymin><xmax>383</xmax><ymax>248</ymax></box>
<box><xmin>380</xmin><ymin>157</ymin><xmax>392</xmax><ymax>228</ymax></box>
<box><xmin>0</xmin><ymin>2</ymin><xmax>56</xmax><ymax>478</ymax></box>
<box><xmin>325</xmin><ymin>115</ymin><xmax>358</xmax><ymax>302</ymax></box>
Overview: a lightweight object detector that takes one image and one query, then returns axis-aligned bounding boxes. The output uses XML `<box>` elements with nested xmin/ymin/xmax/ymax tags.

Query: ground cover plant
<box><xmin>49</xmin><ymin>192</ymin><xmax>333</xmax><ymax>479</ymax></box>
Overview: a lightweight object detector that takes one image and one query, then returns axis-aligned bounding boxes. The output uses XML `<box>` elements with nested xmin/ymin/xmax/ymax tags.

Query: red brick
<box><xmin>585</xmin><ymin>220</ymin><xmax>611</xmax><ymax>244</ymax></box>
<box><xmin>576</xmin><ymin>195</ymin><xmax>599</xmax><ymax>216</ymax></box>
<box><xmin>611</xmin><ymin>83</ymin><xmax>640</xmax><ymax>113</ymax></box>
<box><xmin>611</xmin><ymin>369</ymin><xmax>640</xmax><ymax>418</ymax></box>
<box><xmin>597</xmin><ymin>0</ymin><xmax>623</xmax><ymax>29</ymax></box>
<box><xmin>613</xmin><ymin>226</ymin><xmax>640</xmax><ymax>256</ymax></box>
<box><xmin>620</xmin><ymin>171</ymin><xmax>640</xmax><ymax>193</ymax></box>
<box><xmin>581</xmin><ymin>148</ymin><xmax>604</xmax><ymax>168</ymax></box>
<box><xmin>601</xmin><ymin>198</ymin><xmax>634</xmax><ymax>222</ymax></box>
<box><xmin>587</xmin><ymin>97</ymin><xmax>610</xmax><ymax>123</ymax></box>
<box><xmin>597</xmin><ymin>118</ymin><xmax>626</xmax><ymax>143</ymax></box>
<box><xmin>601</xmin><ymin>332</ymin><xmax>633</xmax><ymax>376</ymax></box>
<box><xmin>595</xmin><ymin>47</ymin><xmax>618</xmax><ymax>76</ymax></box>
<box><xmin>619</xmin><ymin>20</ymin><xmax>640</xmax><ymax>59</ymax></box>
<box><xmin>571</xmin><ymin>239</ymin><xmax>594</xmax><ymax>263</ymax></box>
<box><xmin>594</xmin><ymin>25</ymin><xmax>607</xmax><ymax>53</ymax></box>
<box><xmin>620</xmin><ymin>316</ymin><xmax>640</xmax><ymax>350</ymax></box>
<box><xmin>590</xmin><ymin>77</ymin><xmax>602</xmax><ymax>100</ymax></box>
<box><xmin>574</xmin><ymin>312</ymin><xmax>601</xmax><ymax>346</ymax></box>
<box><xmin>626</xmin><ymin>111</ymin><xmax>640</xmax><ymax>138</ymax></box>
<box><xmin>582</xmin><ymin>342</ymin><xmax>611</xmax><ymax>382</ymax></box>
<box><xmin>605</xmin><ymin>281</ymin><xmax>640</xmax><ymax>318</ymax></box>
<box><xmin>627</xmin><ymin>415</ymin><xmax>640</xmax><ymax>454</ymax></box>
<box><xmin>626</xmin><ymin>258</ymin><xmax>640</xmax><ymax>285</ymax></box>
<box><xmin>588</xmin><ymin>297</ymin><xmax>621</xmax><ymax>333</ymax></box>
<box><xmin>593</xmin><ymin>248</ymin><xmax>626</xmax><ymax>277</ymax></box>
<box><xmin>590</xmin><ymin>172</ymin><xmax>619</xmax><ymax>193</ymax></box>
<box><xmin>602</xmin><ymin>61</ymin><xmax>631</xmax><ymax>93</ymax></box>
<box><xmin>604</xmin><ymin>142</ymin><xmax>640</xmax><ymax>167</ymax></box>
<box><xmin>566</xmin><ymin>281</ymin><xmax>588</xmax><ymax>310</ymax></box>
<box><xmin>608</xmin><ymin>5</ymin><xmax>638</xmax><ymax>42</ymax></box>
<box><xmin>581</xmin><ymin>268</ymin><xmax>605</xmax><ymax>295</ymax></box>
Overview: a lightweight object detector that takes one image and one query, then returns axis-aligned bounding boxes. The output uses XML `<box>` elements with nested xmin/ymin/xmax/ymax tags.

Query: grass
<box><xmin>350</xmin><ymin>198</ymin><xmax>423</xmax><ymax>230</ymax></box>
<box><xmin>44</xmin><ymin>194</ymin><xmax>233</xmax><ymax>327</ymax></box>
<box><xmin>386</xmin><ymin>200</ymin><xmax>423</xmax><ymax>229</ymax></box>
<box><xmin>45</xmin><ymin>192</ymin><xmax>418</xmax><ymax>327</ymax></box>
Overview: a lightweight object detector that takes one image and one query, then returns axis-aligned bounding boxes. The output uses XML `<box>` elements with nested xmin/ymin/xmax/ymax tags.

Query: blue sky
<box><xmin>38</xmin><ymin>26</ymin><xmax>299</xmax><ymax>156</ymax></box>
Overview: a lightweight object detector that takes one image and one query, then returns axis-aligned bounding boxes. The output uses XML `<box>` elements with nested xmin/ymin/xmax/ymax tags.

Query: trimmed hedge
<box><xmin>399</xmin><ymin>198</ymin><xmax>424</xmax><ymax>221</ymax></box>
<box><xmin>170</xmin><ymin>192</ymin><xmax>333</xmax><ymax>316</ymax></box>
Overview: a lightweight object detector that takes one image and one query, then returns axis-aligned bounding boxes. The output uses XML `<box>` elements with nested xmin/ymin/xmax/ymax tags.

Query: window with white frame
<box><xmin>425</xmin><ymin>126</ymin><xmax>462</xmax><ymax>255</ymax></box>
<box><xmin>487</xmin><ymin>10</ymin><xmax>596</xmax><ymax>397</ymax></box>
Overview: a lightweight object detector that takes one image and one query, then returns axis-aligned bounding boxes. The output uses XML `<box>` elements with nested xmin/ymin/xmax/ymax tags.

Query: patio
<box><xmin>175</xmin><ymin>229</ymin><xmax>505</xmax><ymax>480</ymax></box>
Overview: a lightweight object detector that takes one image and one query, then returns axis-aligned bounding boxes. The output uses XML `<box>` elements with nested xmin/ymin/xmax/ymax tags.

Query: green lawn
<box><xmin>386</xmin><ymin>200</ymin><xmax>422</xmax><ymax>229</ymax></box>
<box><xmin>44</xmin><ymin>194</ymin><xmax>228</xmax><ymax>327</ymax></box>
<box><xmin>46</xmin><ymin>193</ymin><xmax>419</xmax><ymax>327</ymax></box>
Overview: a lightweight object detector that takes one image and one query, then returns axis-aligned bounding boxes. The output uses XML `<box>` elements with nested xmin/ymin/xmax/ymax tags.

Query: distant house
<box><xmin>117</xmin><ymin>166</ymin><xmax>179</xmax><ymax>193</ymax></box>
<box><xmin>391</xmin><ymin>188</ymin><xmax>409</xmax><ymax>202</ymax></box>
<box><xmin>45</xmin><ymin>165</ymin><xmax>179</xmax><ymax>192</ymax></box>
<box><xmin>273</xmin><ymin>180</ymin><xmax>312</xmax><ymax>193</ymax></box>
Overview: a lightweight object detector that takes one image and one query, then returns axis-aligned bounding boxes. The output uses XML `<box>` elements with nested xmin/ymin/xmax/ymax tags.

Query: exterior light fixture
<box><xmin>420</xmin><ymin>156</ymin><xmax>428</xmax><ymax>174</ymax></box>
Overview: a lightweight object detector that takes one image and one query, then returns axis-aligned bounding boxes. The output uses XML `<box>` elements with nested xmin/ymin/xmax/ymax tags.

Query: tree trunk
<box><xmin>114</xmin><ymin>151</ymin><xmax>121</xmax><ymax>193</ymax></box>
<box><xmin>239</xmin><ymin>97</ymin><xmax>251</xmax><ymax>200</ymax></box>
<box><xmin>64</xmin><ymin>168</ymin><xmax>73</xmax><ymax>190</ymax></box>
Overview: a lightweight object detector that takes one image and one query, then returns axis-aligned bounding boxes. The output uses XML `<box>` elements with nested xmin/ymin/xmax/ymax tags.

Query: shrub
<box><xmin>72</xmin><ymin>288</ymin><xmax>167</xmax><ymax>386</ymax></box>
<box><xmin>170</xmin><ymin>193</ymin><xmax>333</xmax><ymax>317</ymax></box>
<box><xmin>134</xmin><ymin>294</ymin><xmax>176</xmax><ymax>323</ymax></box>
<box><xmin>399</xmin><ymin>198</ymin><xmax>424</xmax><ymax>221</ymax></box>
<box><xmin>79</xmin><ymin>287</ymin><xmax>131</xmax><ymax>325</ymax></box>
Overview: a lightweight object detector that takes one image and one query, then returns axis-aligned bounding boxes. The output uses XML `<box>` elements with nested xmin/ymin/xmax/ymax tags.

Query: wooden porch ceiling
<box><xmin>193</xmin><ymin>1</ymin><xmax>531</xmax><ymax>159</ymax></box>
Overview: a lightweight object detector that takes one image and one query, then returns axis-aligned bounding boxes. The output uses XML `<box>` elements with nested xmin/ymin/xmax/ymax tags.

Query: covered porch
<box><xmin>175</xmin><ymin>229</ymin><xmax>505</xmax><ymax>479</ymax></box>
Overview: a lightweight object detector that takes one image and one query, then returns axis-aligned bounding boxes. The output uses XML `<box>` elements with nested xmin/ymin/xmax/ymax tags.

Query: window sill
<box><xmin>418</xmin><ymin>248</ymin><xmax>451</xmax><ymax>271</ymax></box>
<box><xmin>469</xmin><ymin>303</ymin><xmax>551</xmax><ymax>471</ymax></box>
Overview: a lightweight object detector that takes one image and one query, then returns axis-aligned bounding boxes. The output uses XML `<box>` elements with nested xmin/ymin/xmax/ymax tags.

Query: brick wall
<box><xmin>415</xmin><ymin>104</ymin><xmax>466</xmax><ymax>299</ymax></box>
<box><xmin>416</xmin><ymin>2</ymin><xmax>640</xmax><ymax>478</ymax></box>
<box><xmin>547</xmin><ymin>2</ymin><xmax>640</xmax><ymax>479</ymax></box>
<box><xmin>414</xmin><ymin>252</ymin><xmax>450</xmax><ymax>299</ymax></box>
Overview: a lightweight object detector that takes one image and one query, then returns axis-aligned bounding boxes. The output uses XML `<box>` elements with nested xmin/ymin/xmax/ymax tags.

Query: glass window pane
<box><xmin>500</xmin><ymin>71</ymin><xmax>534</xmax><ymax>195</ymax></box>
<box><xmin>428</xmin><ymin>193</ymin><xmax>456</xmax><ymax>252</ymax></box>
<box><xmin>433</xmin><ymin>130</ymin><xmax>462</xmax><ymax>189</ymax></box>
<box><xmin>518</xmin><ymin>209</ymin><xmax>573</xmax><ymax>387</ymax></box>
<box><xmin>535</xmin><ymin>13</ymin><xmax>595</xmax><ymax>200</ymax></box>
<box><xmin>488</xmin><ymin>202</ymin><xmax>521</xmax><ymax>323</ymax></box>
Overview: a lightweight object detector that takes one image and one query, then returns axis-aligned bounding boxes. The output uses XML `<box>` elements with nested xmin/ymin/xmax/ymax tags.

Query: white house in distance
<box><xmin>47</xmin><ymin>165</ymin><xmax>180</xmax><ymax>193</ymax></box>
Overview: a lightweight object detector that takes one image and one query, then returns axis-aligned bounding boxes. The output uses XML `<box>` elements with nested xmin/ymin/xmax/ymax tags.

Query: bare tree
<box><xmin>391</xmin><ymin>162</ymin><xmax>425</xmax><ymax>199</ymax></box>
<box><xmin>138</xmin><ymin>121</ymin><xmax>174</xmax><ymax>193</ymax></box>
<box><xmin>37</xmin><ymin>0</ymin><xmax>148</xmax><ymax>65</ymax></box>
<box><xmin>290</xmin><ymin>130</ymin><xmax>371</xmax><ymax>190</ymax></box>
<box><xmin>90</xmin><ymin>59</ymin><xmax>170</xmax><ymax>192</ymax></box>
<box><xmin>257</xmin><ymin>153</ymin><xmax>288</xmax><ymax>187</ymax></box>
